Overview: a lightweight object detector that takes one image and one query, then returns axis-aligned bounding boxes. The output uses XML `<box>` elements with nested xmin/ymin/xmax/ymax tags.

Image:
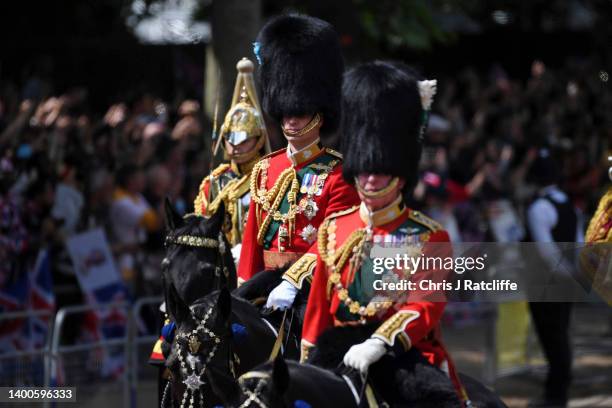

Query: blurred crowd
<box><xmin>414</xmin><ymin>58</ymin><xmax>611</xmax><ymax>243</ymax></box>
<box><xmin>0</xmin><ymin>84</ymin><xmax>211</xmax><ymax>307</ymax></box>
<box><xmin>1</xmin><ymin>57</ymin><xmax>610</xmax><ymax>306</ymax></box>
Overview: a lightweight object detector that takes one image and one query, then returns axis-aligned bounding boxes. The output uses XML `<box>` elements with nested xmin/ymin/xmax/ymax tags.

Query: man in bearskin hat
<box><xmin>237</xmin><ymin>14</ymin><xmax>359</xmax><ymax>289</ymax></box>
<box><xmin>194</xmin><ymin>57</ymin><xmax>269</xmax><ymax>251</ymax></box>
<box><xmin>300</xmin><ymin>61</ymin><xmax>467</xmax><ymax>406</ymax></box>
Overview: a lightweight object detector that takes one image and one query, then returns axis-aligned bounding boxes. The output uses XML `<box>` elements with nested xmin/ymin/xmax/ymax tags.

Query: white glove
<box><xmin>343</xmin><ymin>338</ymin><xmax>387</xmax><ymax>374</ymax></box>
<box><xmin>231</xmin><ymin>243</ymin><xmax>242</xmax><ymax>266</ymax></box>
<box><xmin>265</xmin><ymin>280</ymin><xmax>299</xmax><ymax>310</ymax></box>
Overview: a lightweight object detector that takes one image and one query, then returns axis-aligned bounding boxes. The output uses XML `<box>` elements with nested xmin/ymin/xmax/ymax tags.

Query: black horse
<box><xmin>207</xmin><ymin>355</ymin><xmax>357</xmax><ymax>408</ymax></box>
<box><xmin>163</xmin><ymin>287</ymin><xmax>300</xmax><ymax>408</ymax></box>
<box><xmin>207</xmin><ymin>353</ymin><xmax>462</xmax><ymax>408</ymax></box>
<box><xmin>207</xmin><ymin>325</ymin><xmax>508</xmax><ymax>408</ymax></box>
<box><xmin>162</xmin><ymin>199</ymin><xmax>236</xmax><ymax>308</ymax></box>
<box><xmin>156</xmin><ymin>200</ymin><xmax>237</xmax><ymax>404</ymax></box>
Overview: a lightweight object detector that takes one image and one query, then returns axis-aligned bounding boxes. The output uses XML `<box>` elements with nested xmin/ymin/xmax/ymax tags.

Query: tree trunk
<box><xmin>208</xmin><ymin>0</ymin><xmax>262</xmax><ymax>119</ymax></box>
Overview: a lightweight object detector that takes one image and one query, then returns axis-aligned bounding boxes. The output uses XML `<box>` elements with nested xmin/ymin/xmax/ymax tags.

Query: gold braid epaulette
<box><xmin>409</xmin><ymin>210</ymin><xmax>443</xmax><ymax>232</ymax></box>
<box><xmin>324</xmin><ymin>147</ymin><xmax>343</xmax><ymax>160</ymax></box>
<box><xmin>212</xmin><ymin>163</ymin><xmax>232</xmax><ymax>177</ymax></box>
<box><xmin>193</xmin><ymin>164</ymin><xmax>231</xmax><ymax>216</ymax></box>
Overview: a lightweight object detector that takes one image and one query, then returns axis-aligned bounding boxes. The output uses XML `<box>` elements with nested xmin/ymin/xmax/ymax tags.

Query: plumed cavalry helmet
<box><xmin>254</xmin><ymin>14</ymin><xmax>344</xmax><ymax>134</ymax></box>
<box><xmin>340</xmin><ymin>60</ymin><xmax>437</xmax><ymax>194</ymax></box>
<box><xmin>214</xmin><ymin>58</ymin><xmax>270</xmax><ymax>161</ymax></box>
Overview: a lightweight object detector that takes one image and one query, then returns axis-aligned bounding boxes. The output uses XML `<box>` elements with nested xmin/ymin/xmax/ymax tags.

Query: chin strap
<box><xmin>282</xmin><ymin>113</ymin><xmax>321</xmax><ymax>138</ymax></box>
<box><xmin>355</xmin><ymin>177</ymin><xmax>400</xmax><ymax>199</ymax></box>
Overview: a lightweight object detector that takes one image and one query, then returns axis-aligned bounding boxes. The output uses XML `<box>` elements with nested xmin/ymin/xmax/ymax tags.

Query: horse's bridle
<box><xmin>162</xmin><ymin>230</ymin><xmax>235</xmax><ymax>408</ymax></box>
<box><xmin>237</xmin><ymin>372</ymin><xmax>272</xmax><ymax>408</ymax></box>
<box><xmin>163</xmin><ymin>302</ymin><xmax>237</xmax><ymax>408</ymax></box>
<box><xmin>165</xmin><ymin>230</ymin><xmax>230</xmax><ymax>289</ymax></box>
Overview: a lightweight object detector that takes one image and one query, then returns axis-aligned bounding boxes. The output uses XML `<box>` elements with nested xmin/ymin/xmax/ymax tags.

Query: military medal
<box><xmin>278</xmin><ymin>224</ymin><xmax>289</xmax><ymax>251</ymax></box>
<box><xmin>300</xmin><ymin>173</ymin><xmax>319</xmax><ymax>194</ymax></box>
<box><xmin>300</xmin><ymin>224</ymin><xmax>318</xmax><ymax>244</ymax></box>
<box><xmin>303</xmin><ymin>199</ymin><xmax>319</xmax><ymax>220</ymax></box>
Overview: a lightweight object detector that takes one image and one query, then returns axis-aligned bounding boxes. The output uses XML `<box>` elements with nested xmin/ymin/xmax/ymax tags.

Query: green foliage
<box><xmin>354</xmin><ymin>0</ymin><xmax>454</xmax><ymax>51</ymax></box>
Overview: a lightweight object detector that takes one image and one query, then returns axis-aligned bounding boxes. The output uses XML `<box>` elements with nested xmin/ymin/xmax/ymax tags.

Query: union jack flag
<box><xmin>0</xmin><ymin>250</ymin><xmax>55</xmax><ymax>385</ymax></box>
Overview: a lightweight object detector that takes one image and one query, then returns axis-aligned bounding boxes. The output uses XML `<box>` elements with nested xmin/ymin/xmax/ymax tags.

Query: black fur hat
<box><xmin>255</xmin><ymin>14</ymin><xmax>344</xmax><ymax>134</ymax></box>
<box><xmin>341</xmin><ymin>61</ymin><xmax>426</xmax><ymax>193</ymax></box>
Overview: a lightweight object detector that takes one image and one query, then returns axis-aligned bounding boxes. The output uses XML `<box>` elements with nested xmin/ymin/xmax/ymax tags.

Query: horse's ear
<box><xmin>272</xmin><ymin>354</ymin><xmax>290</xmax><ymax>395</ymax></box>
<box><xmin>205</xmin><ymin>366</ymin><xmax>241</xmax><ymax>406</ymax></box>
<box><xmin>166</xmin><ymin>284</ymin><xmax>191</xmax><ymax>324</ymax></box>
<box><xmin>215</xmin><ymin>287</ymin><xmax>232</xmax><ymax>325</ymax></box>
<box><xmin>164</xmin><ymin>197</ymin><xmax>183</xmax><ymax>231</ymax></box>
<box><xmin>207</xmin><ymin>201</ymin><xmax>225</xmax><ymax>234</ymax></box>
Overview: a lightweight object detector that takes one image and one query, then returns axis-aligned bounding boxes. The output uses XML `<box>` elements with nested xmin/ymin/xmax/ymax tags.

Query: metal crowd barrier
<box><xmin>0</xmin><ymin>309</ymin><xmax>54</xmax><ymax>393</ymax></box>
<box><xmin>46</xmin><ymin>302</ymin><xmax>131</xmax><ymax>408</ymax></box>
<box><xmin>129</xmin><ymin>296</ymin><xmax>164</xmax><ymax>408</ymax></box>
<box><xmin>0</xmin><ymin>297</ymin><xmax>163</xmax><ymax>407</ymax></box>
<box><xmin>1</xmin><ymin>297</ymin><xmax>528</xmax><ymax>405</ymax></box>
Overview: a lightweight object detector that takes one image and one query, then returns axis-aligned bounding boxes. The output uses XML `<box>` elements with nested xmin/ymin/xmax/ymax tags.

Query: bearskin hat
<box><xmin>255</xmin><ymin>14</ymin><xmax>344</xmax><ymax>134</ymax></box>
<box><xmin>341</xmin><ymin>61</ymin><xmax>426</xmax><ymax>193</ymax></box>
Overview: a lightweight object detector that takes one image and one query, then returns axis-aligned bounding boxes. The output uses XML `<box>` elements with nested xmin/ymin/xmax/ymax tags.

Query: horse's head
<box><xmin>162</xmin><ymin>198</ymin><xmax>237</xmax><ymax>305</ymax></box>
<box><xmin>206</xmin><ymin>355</ymin><xmax>291</xmax><ymax>408</ymax></box>
<box><xmin>164</xmin><ymin>287</ymin><xmax>236</xmax><ymax>408</ymax></box>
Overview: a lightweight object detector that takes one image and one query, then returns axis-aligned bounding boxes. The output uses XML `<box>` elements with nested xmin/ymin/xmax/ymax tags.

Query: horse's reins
<box><xmin>229</xmin><ymin>303</ymin><xmax>293</xmax><ymax>407</ymax></box>
<box><xmin>267</xmin><ymin>310</ymin><xmax>288</xmax><ymax>361</ymax></box>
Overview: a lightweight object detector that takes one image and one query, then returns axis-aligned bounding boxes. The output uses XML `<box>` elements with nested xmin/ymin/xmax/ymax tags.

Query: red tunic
<box><xmin>302</xmin><ymin>204</ymin><xmax>466</xmax><ymax>400</ymax></box>
<box><xmin>238</xmin><ymin>144</ymin><xmax>360</xmax><ymax>282</ymax></box>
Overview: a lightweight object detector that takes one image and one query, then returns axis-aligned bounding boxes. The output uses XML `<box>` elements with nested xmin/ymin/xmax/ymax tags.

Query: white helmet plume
<box><xmin>417</xmin><ymin>80</ymin><xmax>437</xmax><ymax>111</ymax></box>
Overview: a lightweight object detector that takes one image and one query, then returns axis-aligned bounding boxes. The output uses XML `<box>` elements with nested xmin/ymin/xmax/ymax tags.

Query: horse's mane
<box><xmin>230</xmin><ymin>293</ymin><xmax>263</xmax><ymax>321</ymax></box>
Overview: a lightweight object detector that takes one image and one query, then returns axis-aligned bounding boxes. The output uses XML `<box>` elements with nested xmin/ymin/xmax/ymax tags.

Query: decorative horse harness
<box><xmin>162</xmin><ymin>230</ymin><xmax>236</xmax><ymax>408</ymax></box>
<box><xmin>161</xmin><ymin>229</ymin><xmax>294</xmax><ymax>408</ymax></box>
